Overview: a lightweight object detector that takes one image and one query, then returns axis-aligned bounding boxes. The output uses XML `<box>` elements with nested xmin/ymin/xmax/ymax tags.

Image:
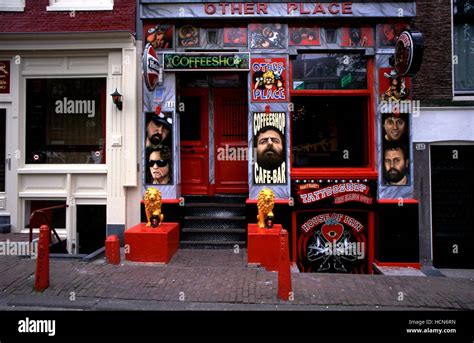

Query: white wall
<box><xmin>413</xmin><ymin>107</ymin><xmax>474</xmax><ymax>142</ymax></box>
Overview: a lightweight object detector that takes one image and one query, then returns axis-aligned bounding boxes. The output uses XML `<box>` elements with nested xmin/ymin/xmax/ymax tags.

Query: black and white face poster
<box><xmin>253</xmin><ymin>111</ymin><xmax>286</xmax><ymax>184</ymax></box>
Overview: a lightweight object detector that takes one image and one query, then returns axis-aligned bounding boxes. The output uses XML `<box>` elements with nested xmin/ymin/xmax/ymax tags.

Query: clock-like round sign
<box><xmin>394</xmin><ymin>30</ymin><xmax>424</xmax><ymax>76</ymax></box>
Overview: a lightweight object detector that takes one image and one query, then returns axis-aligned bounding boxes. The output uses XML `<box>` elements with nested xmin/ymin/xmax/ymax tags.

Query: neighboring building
<box><xmin>138</xmin><ymin>0</ymin><xmax>423</xmax><ymax>274</ymax></box>
<box><xmin>0</xmin><ymin>0</ymin><xmax>139</xmax><ymax>254</ymax></box>
<box><xmin>412</xmin><ymin>0</ymin><xmax>474</xmax><ymax>269</ymax></box>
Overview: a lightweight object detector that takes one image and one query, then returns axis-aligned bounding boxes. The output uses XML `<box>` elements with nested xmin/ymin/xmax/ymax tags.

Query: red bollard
<box><xmin>34</xmin><ymin>225</ymin><xmax>50</xmax><ymax>291</ymax></box>
<box><xmin>105</xmin><ymin>235</ymin><xmax>121</xmax><ymax>265</ymax></box>
<box><xmin>278</xmin><ymin>229</ymin><xmax>292</xmax><ymax>301</ymax></box>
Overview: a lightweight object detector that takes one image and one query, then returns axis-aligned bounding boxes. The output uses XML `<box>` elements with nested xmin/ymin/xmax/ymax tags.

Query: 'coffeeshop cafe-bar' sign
<box><xmin>163</xmin><ymin>53</ymin><xmax>250</xmax><ymax>71</ymax></box>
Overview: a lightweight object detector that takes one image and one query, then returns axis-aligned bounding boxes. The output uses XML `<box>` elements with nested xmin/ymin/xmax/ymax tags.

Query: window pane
<box><xmin>179</xmin><ymin>96</ymin><xmax>201</xmax><ymax>141</ymax></box>
<box><xmin>25</xmin><ymin>78</ymin><xmax>106</xmax><ymax>164</ymax></box>
<box><xmin>454</xmin><ymin>23</ymin><xmax>474</xmax><ymax>93</ymax></box>
<box><xmin>292</xmin><ymin>53</ymin><xmax>367</xmax><ymax>90</ymax></box>
<box><xmin>0</xmin><ymin>109</ymin><xmax>5</xmax><ymax>192</ymax></box>
<box><xmin>291</xmin><ymin>96</ymin><xmax>367</xmax><ymax>168</ymax></box>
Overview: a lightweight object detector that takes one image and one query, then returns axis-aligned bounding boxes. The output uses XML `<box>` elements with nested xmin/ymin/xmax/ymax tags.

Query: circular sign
<box><xmin>33</xmin><ymin>154</ymin><xmax>39</xmax><ymax>161</ymax></box>
<box><xmin>394</xmin><ymin>30</ymin><xmax>424</xmax><ymax>76</ymax></box>
<box><xmin>95</xmin><ymin>151</ymin><xmax>101</xmax><ymax>157</ymax></box>
<box><xmin>142</xmin><ymin>43</ymin><xmax>160</xmax><ymax>92</ymax></box>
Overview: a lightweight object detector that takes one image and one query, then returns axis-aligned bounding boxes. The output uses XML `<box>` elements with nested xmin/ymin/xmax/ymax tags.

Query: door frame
<box><xmin>179</xmin><ymin>88</ymin><xmax>210</xmax><ymax>195</ymax></box>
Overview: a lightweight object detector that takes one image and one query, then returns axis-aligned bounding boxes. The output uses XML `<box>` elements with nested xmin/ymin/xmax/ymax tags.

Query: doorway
<box><xmin>179</xmin><ymin>73</ymin><xmax>248</xmax><ymax>195</ymax></box>
<box><xmin>431</xmin><ymin>145</ymin><xmax>474</xmax><ymax>268</ymax></box>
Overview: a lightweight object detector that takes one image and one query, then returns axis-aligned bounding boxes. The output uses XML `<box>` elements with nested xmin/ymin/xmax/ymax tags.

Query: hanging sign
<box><xmin>394</xmin><ymin>30</ymin><xmax>424</xmax><ymax>76</ymax></box>
<box><xmin>163</xmin><ymin>53</ymin><xmax>250</xmax><ymax>71</ymax></box>
<box><xmin>143</xmin><ymin>43</ymin><xmax>161</xmax><ymax>92</ymax></box>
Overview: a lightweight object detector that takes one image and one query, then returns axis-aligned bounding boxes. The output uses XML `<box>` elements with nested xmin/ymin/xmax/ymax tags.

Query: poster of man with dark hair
<box><xmin>253</xmin><ymin>111</ymin><xmax>286</xmax><ymax>184</ymax></box>
<box><xmin>383</xmin><ymin>141</ymin><xmax>410</xmax><ymax>186</ymax></box>
<box><xmin>144</xmin><ymin>110</ymin><xmax>173</xmax><ymax>185</ymax></box>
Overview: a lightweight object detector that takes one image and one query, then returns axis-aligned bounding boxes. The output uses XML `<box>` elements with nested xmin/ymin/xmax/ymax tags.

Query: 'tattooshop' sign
<box><xmin>163</xmin><ymin>53</ymin><xmax>250</xmax><ymax>71</ymax></box>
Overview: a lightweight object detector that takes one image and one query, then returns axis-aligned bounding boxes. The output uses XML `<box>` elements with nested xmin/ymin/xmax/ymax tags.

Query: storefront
<box><xmin>0</xmin><ymin>32</ymin><xmax>139</xmax><ymax>254</ymax></box>
<box><xmin>137</xmin><ymin>0</ymin><xmax>422</xmax><ymax>273</ymax></box>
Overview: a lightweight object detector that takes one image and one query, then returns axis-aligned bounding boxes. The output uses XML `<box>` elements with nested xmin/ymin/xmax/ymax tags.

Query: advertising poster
<box><xmin>177</xmin><ymin>25</ymin><xmax>200</xmax><ymax>47</ymax></box>
<box><xmin>296</xmin><ymin>210</ymin><xmax>368</xmax><ymax>273</ymax></box>
<box><xmin>341</xmin><ymin>27</ymin><xmax>373</xmax><ymax>47</ymax></box>
<box><xmin>251</xmin><ymin>57</ymin><xmax>287</xmax><ymax>102</ymax></box>
<box><xmin>145</xmin><ymin>110</ymin><xmax>173</xmax><ymax>185</ymax></box>
<box><xmin>249</xmin><ymin>23</ymin><xmax>286</xmax><ymax>49</ymax></box>
<box><xmin>144</xmin><ymin>24</ymin><xmax>173</xmax><ymax>49</ymax></box>
<box><xmin>379</xmin><ymin>68</ymin><xmax>411</xmax><ymax>186</ymax></box>
<box><xmin>289</xmin><ymin>26</ymin><xmax>320</xmax><ymax>46</ymax></box>
<box><xmin>223</xmin><ymin>27</ymin><xmax>247</xmax><ymax>46</ymax></box>
<box><xmin>253</xmin><ymin>111</ymin><xmax>286</xmax><ymax>184</ymax></box>
<box><xmin>377</xmin><ymin>23</ymin><xmax>410</xmax><ymax>47</ymax></box>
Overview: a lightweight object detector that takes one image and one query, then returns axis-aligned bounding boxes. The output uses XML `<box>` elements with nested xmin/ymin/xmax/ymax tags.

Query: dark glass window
<box><xmin>25</xmin><ymin>78</ymin><xmax>106</xmax><ymax>164</ymax></box>
<box><xmin>453</xmin><ymin>0</ymin><xmax>474</xmax><ymax>94</ymax></box>
<box><xmin>180</xmin><ymin>96</ymin><xmax>202</xmax><ymax>141</ymax></box>
<box><xmin>292</xmin><ymin>53</ymin><xmax>367</xmax><ymax>90</ymax></box>
<box><xmin>291</xmin><ymin>96</ymin><xmax>367</xmax><ymax>168</ymax></box>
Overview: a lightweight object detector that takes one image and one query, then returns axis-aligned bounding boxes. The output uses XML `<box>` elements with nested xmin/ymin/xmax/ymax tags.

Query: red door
<box><xmin>180</xmin><ymin>89</ymin><xmax>209</xmax><ymax>195</ymax></box>
<box><xmin>214</xmin><ymin>88</ymin><xmax>248</xmax><ymax>194</ymax></box>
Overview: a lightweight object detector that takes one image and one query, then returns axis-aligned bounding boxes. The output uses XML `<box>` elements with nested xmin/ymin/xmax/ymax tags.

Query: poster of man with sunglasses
<box><xmin>145</xmin><ymin>110</ymin><xmax>173</xmax><ymax>185</ymax></box>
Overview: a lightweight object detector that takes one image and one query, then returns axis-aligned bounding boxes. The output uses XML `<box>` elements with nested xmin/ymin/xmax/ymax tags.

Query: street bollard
<box><xmin>105</xmin><ymin>235</ymin><xmax>121</xmax><ymax>265</ymax></box>
<box><xmin>278</xmin><ymin>229</ymin><xmax>292</xmax><ymax>301</ymax></box>
<box><xmin>34</xmin><ymin>225</ymin><xmax>50</xmax><ymax>291</ymax></box>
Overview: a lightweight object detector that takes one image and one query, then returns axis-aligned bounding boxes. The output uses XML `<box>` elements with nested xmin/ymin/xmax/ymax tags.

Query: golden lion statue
<box><xmin>144</xmin><ymin>187</ymin><xmax>164</xmax><ymax>227</ymax></box>
<box><xmin>257</xmin><ymin>188</ymin><xmax>275</xmax><ymax>228</ymax></box>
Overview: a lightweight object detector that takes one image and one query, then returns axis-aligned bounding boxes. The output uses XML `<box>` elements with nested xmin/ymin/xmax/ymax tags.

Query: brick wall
<box><xmin>0</xmin><ymin>0</ymin><xmax>135</xmax><ymax>34</ymax></box>
<box><xmin>411</xmin><ymin>0</ymin><xmax>454</xmax><ymax>105</ymax></box>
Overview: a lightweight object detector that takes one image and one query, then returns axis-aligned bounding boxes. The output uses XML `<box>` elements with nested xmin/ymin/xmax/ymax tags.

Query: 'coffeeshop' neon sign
<box><xmin>163</xmin><ymin>53</ymin><xmax>250</xmax><ymax>71</ymax></box>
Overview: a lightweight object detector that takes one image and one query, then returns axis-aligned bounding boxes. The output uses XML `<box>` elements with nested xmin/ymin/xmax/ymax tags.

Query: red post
<box><xmin>34</xmin><ymin>225</ymin><xmax>50</xmax><ymax>291</ymax></box>
<box><xmin>105</xmin><ymin>235</ymin><xmax>121</xmax><ymax>265</ymax></box>
<box><xmin>278</xmin><ymin>229</ymin><xmax>292</xmax><ymax>301</ymax></box>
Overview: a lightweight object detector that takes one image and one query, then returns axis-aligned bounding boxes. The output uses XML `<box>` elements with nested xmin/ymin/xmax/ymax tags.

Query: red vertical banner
<box><xmin>0</xmin><ymin>61</ymin><xmax>10</xmax><ymax>94</ymax></box>
<box><xmin>34</xmin><ymin>225</ymin><xmax>50</xmax><ymax>291</ymax></box>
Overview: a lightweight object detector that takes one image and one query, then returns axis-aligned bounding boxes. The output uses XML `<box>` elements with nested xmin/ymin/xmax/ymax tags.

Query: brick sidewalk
<box><xmin>0</xmin><ymin>249</ymin><xmax>473</xmax><ymax>310</ymax></box>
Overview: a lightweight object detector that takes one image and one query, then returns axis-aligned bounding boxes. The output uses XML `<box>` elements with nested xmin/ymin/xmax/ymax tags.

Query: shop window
<box><xmin>0</xmin><ymin>109</ymin><xmax>5</xmax><ymax>192</ymax></box>
<box><xmin>292</xmin><ymin>53</ymin><xmax>367</xmax><ymax>90</ymax></box>
<box><xmin>453</xmin><ymin>0</ymin><xmax>474</xmax><ymax>95</ymax></box>
<box><xmin>25</xmin><ymin>78</ymin><xmax>106</xmax><ymax>164</ymax></box>
<box><xmin>47</xmin><ymin>0</ymin><xmax>113</xmax><ymax>11</ymax></box>
<box><xmin>291</xmin><ymin>96</ymin><xmax>367</xmax><ymax>168</ymax></box>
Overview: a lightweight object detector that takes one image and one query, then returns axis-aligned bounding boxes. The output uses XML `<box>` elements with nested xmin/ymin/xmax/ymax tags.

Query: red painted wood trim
<box><xmin>291</xmin><ymin>211</ymin><xmax>297</xmax><ymax>263</ymax></box>
<box><xmin>140</xmin><ymin>199</ymin><xmax>181</xmax><ymax>205</ymax></box>
<box><xmin>245</xmin><ymin>199</ymin><xmax>290</xmax><ymax>205</ymax></box>
<box><xmin>377</xmin><ymin>199</ymin><xmax>419</xmax><ymax>204</ymax></box>
<box><xmin>289</xmin><ymin>57</ymin><xmax>377</xmax><ymax>180</ymax></box>
<box><xmin>368</xmin><ymin>210</ymin><xmax>375</xmax><ymax>274</ymax></box>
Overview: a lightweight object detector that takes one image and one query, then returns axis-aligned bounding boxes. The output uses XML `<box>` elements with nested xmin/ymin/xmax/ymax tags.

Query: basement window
<box><xmin>47</xmin><ymin>0</ymin><xmax>113</xmax><ymax>12</ymax></box>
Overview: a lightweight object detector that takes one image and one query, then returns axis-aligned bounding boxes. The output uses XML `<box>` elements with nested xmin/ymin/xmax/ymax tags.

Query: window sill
<box><xmin>0</xmin><ymin>6</ymin><xmax>24</xmax><ymax>11</ymax></box>
<box><xmin>453</xmin><ymin>95</ymin><xmax>474</xmax><ymax>101</ymax></box>
<box><xmin>46</xmin><ymin>4</ymin><xmax>113</xmax><ymax>11</ymax></box>
<box><xmin>18</xmin><ymin>165</ymin><xmax>108</xmax><ymax>174</ymax></box>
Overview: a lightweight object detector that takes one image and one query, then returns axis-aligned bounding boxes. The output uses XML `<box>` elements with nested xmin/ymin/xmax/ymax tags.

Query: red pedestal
<box><xmin>247</xmin><ymin>224</ymin><xmax>283</xmax><ymax>272</ymax></box>
<box><xmin>124</xmin><ymin>223</ymin><xmax>179</xmax><ymax>263</ymax></box>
